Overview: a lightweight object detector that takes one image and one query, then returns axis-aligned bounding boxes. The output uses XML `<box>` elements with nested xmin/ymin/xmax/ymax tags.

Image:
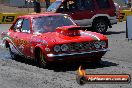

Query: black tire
<box><xmin>9</xmin><ymin>47</ymin><xmax>17</xmax><ymax>59</ymax></box>
<box><xmin>36</xmin><ymin>50</ymin><xmax>48</xmax><ymax>68</ymax></box>
<box><xmin>93</xmin><ymin>19</ymin><xmax>108</xmax><ymax>34</ymax></box>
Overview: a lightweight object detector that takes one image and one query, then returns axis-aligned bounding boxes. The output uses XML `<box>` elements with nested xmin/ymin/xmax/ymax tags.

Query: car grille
<box><xmin>53</xmin><ymin>41</ymin><xmax>107</xmax><ymax>53</ymax></box>
<box><xmin>68</xmin><ymin>42</ymin><xmax>96</xmax><ymax>52</ymax></box>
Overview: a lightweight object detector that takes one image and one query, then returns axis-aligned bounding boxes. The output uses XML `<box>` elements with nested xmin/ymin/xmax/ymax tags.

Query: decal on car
<box><xmin>2</xmin><ymin>36</ymin><xmax>24</xmax><ymax>55</ymax></box>
<box><xmin>12</xmin><ymin>38</ymin><xmax>28</xmax><ymax>45</ymax></box>
<box><xmin>31</xmin><ymin>37</ymin><xmax>48</xmax><ymax>45</ymax></box>
<box><xmin>18</xmin><ymin>44</ymin><xmax>24</xmax><ymax>52</ymax></box>
<box><xmin>81</xmin><ymin>32</ymin><xmax>100</xmax><ymax>41</ymax></box>
<box><xmin>9</xmin><ymin>43</ymin><xmax>20</xmax><ymax>54</ymax></box>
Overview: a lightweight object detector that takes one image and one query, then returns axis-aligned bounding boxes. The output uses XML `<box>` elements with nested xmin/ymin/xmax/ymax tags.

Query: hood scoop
<box><xmin>56</xmin><ymin>26</ymin><xmax>82</xmax><ymax>36</ymax></box>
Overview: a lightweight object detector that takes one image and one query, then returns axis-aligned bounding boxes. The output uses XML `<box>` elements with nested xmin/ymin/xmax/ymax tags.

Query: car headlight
<box><xmin>100</xmin><ymin>41</ymin><xmax>106</xmax><ymax>48</ymax></box>
<box><xmin>54</xmin><ymin>45</ymin><xmax>61</xmax><ymax>52</ymax></box>
<box><xmin>61</xmin><ymin>44</ymin><xmax>69</xmax><ymax>51</ymax></box>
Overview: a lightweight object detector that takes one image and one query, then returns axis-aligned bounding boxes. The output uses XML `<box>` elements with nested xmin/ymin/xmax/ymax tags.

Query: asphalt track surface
<box><xmin>0</xmin><ymin>22</ymin><xmax>132</xmax><ymax>88</ymax></box>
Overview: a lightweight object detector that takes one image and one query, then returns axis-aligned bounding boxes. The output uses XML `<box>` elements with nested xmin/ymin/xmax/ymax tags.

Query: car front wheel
<box><xmin>36</xmin><ymin>50</ymin><xmax>48</xmax><ymax>68</ymax></box>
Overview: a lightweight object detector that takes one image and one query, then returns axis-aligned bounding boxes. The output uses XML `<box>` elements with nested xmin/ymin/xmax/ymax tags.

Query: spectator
<box><xmin>33</xmin><ymin>0</ymin><xmax>41</xmax><ymax>13</ymax></box>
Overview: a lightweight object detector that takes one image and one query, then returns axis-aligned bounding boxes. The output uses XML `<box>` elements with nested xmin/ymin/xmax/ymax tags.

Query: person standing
<box><xmin>33</xmin><ymin>0</ymin><xmax>41</xmax><ymax>13</ymax></box>
<box><xmin>45</xmin><ymin>0</ymin><xmax>50</xmax><ymax>9</ymax></box>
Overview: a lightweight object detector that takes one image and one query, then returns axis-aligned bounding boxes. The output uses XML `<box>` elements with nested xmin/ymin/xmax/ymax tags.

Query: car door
<box><xmin>57</xmin><ymin>0</ymin><xmax>96</xmax><ymax>26</ymax></box>
<box><xmin>17</xmin><ymin>18</ymin><xmax>32</xmax><ymax>58</ymax></box>
<box><xmin>9</xmin><ymin>18</ymin><xmax>24</xmax><ymax>55</ymax></box>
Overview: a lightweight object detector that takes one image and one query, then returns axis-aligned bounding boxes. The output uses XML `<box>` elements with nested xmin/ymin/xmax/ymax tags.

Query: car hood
<box><xmin>38</xmin><ymin>31</ymin><xmax>107</xmax><ymax>46</ymax></box>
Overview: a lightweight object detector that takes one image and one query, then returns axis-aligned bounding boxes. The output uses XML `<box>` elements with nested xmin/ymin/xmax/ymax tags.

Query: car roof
<box><xmin>18</xmin><ymin>13</ymin><xmax>66</xmax><ymax>18</ymax></box>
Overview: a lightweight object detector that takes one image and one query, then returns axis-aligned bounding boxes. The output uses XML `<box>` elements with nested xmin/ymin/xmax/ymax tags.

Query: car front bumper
<box><xmin>47</xmin><ymin>48</ymin><xmax>110</xmax><ymax>60</ymax></box>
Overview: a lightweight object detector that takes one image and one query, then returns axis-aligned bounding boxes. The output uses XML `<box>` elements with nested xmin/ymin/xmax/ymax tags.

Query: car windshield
<box><xmin>32</xmin><ymin>15</ymin><xmax>75</xmax><ymax>33</ymax></box>
<box><xmin>47</xmin><ymin>1</ymin><xmax>62</xmax><ymax>12</ymax></box>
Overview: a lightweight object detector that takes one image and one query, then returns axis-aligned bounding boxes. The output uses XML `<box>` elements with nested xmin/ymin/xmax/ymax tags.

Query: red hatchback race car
<box><xmin>1</xmin><ymin>13</ymin><xmax>109</xmax><ymax>67</ymax></box>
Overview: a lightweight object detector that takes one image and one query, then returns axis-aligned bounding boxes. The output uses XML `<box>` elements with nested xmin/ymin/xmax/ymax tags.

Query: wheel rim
<box><xmin>96</xmin><ymin>22</ymin><xmax>106</xmax><ymax>33</ymax></box>
<box><xmin>39</xmin><ymin>50</ymin><xmax>46</xmax><ymax>65</ymax></box>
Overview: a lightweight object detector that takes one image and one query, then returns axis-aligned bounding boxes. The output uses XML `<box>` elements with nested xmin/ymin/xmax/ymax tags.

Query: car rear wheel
<box><xmin>93</xmin><ymin>19</ymin><xmax>108</xmax><ymax>34</ymax></box>
<box><xmin>37</xmin><ymin>50</ymin><xmax>48</xmax><ymax>68</ymax></box>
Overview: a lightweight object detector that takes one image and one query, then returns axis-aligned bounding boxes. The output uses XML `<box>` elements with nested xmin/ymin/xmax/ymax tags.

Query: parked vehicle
<box><xmin>47</xmin><ymin>0</ymin><xmax>117</xmax><ymax>34</ymax></box>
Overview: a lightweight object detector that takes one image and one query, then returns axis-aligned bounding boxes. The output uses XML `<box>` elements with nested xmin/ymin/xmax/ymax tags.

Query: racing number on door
<box><xmin>2</xmin><ymin>16</ymin><xmax>15</xmax><ymax>22</ymax></box>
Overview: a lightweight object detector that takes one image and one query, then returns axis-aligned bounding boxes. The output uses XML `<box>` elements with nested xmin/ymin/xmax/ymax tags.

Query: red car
<box><xmin>1</xmin><ymin>13</ymin><xmax>109</xmax><ymax>67</ymax></box>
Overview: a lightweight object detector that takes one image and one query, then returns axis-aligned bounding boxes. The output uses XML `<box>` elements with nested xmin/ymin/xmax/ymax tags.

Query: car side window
<box><xmin>96</xmin><ymin>0</ymin><xmax>110</xmax><ymax>9</ymax></box>
<box><xmin>21</xmin><ymin>19</ymin><xmax>30</xmax><ymax>33</ymax></box>
<box><xmin>58</xmin><ymin>1</ymin><xmax>77</xmax><ymax>12</ymax></box>
<box><xmin>13</xmin><ymin>19</ymin><xmax>23</xmax><ymax>32</ymax></box>
<box><xmin>68</xmin><ymin>0</ymin><xmax>77</xmax><ymax>11</ymax></box>
<box><xmin>58</xmin><ymin>0</ymin><xmax>94</xmax><ymax>12</ymax></box>
<box><xmin>77</xmin><ymin>0</ymin><xmax>94</xmax><ymax>10</ymax></box>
